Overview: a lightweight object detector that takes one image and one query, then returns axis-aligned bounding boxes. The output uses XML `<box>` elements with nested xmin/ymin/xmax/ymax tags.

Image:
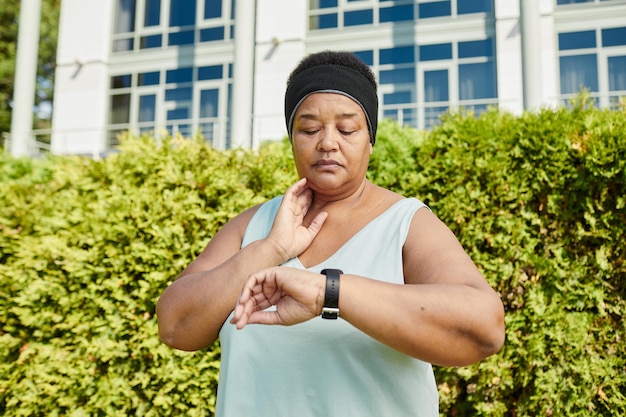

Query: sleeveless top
<box><xmin>215</xmin><ymin>196</ymin><xmax>439</xmax><ymax>417</ymax></box>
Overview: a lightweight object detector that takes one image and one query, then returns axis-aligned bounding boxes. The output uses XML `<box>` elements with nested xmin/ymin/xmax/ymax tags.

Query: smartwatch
<box><xmin>320</xmin><ymin>269</ymin><xmax>342</xmax><ymax>319</ymax></box>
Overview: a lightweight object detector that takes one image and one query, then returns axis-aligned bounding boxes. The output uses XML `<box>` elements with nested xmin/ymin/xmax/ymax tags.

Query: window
<box><xmin>112</xmin><ymin>0</ymin><xmax>233</xmax><ymax>52</ymax></box>
<box><xmin>309</xmin><ymin>1</ymin><xmax>492</xmax><ymax>30</ymax></box>
<box><xmin>558</xmin><ymin>26</ymin><xmax>626</xmax><ymax>107</ymax></box>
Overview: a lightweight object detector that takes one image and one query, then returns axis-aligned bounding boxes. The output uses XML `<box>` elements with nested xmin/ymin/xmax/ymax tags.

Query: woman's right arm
<box><xmin>156</xmin><ymin>178</ymin><xmax>327</xmax><ymax>351</ymax></box>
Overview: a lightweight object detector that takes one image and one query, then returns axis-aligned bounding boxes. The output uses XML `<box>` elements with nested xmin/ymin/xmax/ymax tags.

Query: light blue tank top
<box><xmin>216</xmin><ymin>196</ymin><xmax>439</xmax><ymax>417</ymax></box>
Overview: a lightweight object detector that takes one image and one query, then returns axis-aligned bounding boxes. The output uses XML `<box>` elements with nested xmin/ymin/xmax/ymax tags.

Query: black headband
<box><xmin>284</xmin><ymin>64</ymin><xmax>378</xmax><ymax>145</ymax></box>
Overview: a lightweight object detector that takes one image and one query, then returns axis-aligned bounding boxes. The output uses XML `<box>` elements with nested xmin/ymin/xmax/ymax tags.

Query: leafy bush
<box><xmin>1</xmin><ymin>101</ymin><xmax>624</xmax><ymax>416</ymax></box>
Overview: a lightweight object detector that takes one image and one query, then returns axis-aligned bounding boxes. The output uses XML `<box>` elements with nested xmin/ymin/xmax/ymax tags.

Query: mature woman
<box><xmin>157</xmin><ymin>50</ymin><xmax>505</xmax><ymax>417</ymax></box>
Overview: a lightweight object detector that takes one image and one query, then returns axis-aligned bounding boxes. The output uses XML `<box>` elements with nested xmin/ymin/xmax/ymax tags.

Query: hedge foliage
<box><xmin>1</xmin><ymin>97</ymin><xmax>625</xmax><ymax>416</ymax></box>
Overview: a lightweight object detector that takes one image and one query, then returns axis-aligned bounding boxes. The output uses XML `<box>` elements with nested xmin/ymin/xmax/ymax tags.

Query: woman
<box><xmin>157</xmin><ymin>50</ymin><xmax>505</xmax><ymax>417</ymax></box>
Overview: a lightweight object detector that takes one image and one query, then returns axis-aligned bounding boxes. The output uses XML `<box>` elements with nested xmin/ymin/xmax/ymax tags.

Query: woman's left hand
<box><xmin>231</xmin><ymin>267</ymin><xmax>325</xmax><ymax>329</ymax></box>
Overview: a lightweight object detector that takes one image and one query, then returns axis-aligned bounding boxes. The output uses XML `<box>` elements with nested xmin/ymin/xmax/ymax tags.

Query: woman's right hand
<box><xmin>266</xmin><ymin>178</ymin><xmax>328</xmax><ymax>260</ymax></box>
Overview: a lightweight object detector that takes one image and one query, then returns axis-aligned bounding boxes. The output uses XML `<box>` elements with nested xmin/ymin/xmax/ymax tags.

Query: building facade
<box><xmin>50</xmin><ymin>0</ymin><xmax>626</xmax><ymax>156</ymax></box>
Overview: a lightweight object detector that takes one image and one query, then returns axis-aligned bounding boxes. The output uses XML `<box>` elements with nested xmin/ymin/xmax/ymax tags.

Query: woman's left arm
<box><xmin>339</xmin><ymin>208</ymin><xmax>505</xmax><ymax>366</ymax></box>
<box><xmin>232</xmin><ymin>208</ymin><xmax>505</xmax><ymax>367</ymax></box>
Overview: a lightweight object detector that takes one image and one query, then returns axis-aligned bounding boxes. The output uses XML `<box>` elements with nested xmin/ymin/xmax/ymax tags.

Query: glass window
<box><xmin>166</xmin><ymin>68</ymin><xmax>194</xmax><ymax>84</ymax></box>
<box><xmin>165</xmin><ymin>87</ymin><xmax>193</xmax><ymax>101</ymax></box>
<box><xmin>459</xmin><ymin>62</ymin><xmax>496</xmax><ymax>99</ymax></box>
<box><xmin>458</xmin><ymin>39</ymin><xmax>493</xmax><ymax>58</ymax></box>
<box><xmin>344</xmin><ymin>9</ymin><xmax>374</xmax><ymax>26</ymax></box>
<box><xmin>602</xmin><ymin>27</ymin><xmax>626</xmax><ymax>47</ymax></box>
<box><xmin>354</xmin><ymin>50</ymin><xmax>374</xmax><ymax>66</ymax></box>
<box><xmin>169</xmin><ymin>30</ymin><xmax>195</xmax><ymax>45</ymax></box>
<box><xmin>110</xmin><ymin>94</ymin><xmax>131</xmax><ymax>124</ymax></box>
<box><xmin>380</xmin><ymin>46</ymin><xmax>415</xmax><ymax>65</ymax></box>
<box><xmin>608</xmin><ymin>55</ymin><xmax>626</xmax><ymax>91</ymax></box>
<box><xmin>311</xmin><ymin>13</ymin><xmax>338</xmax><ymax>29</ymax></box>
<box><xmin>384</xmin><ymin>91</ymin><xmax>412</xmax><ymax>105</ymax></box>
<box><xmin>138</xmin><ymin>71</ymin><xmax>160</xmax><ymax>86</ymax></box>
<box><xmin>170</xmin><ymin>0</ymin><xmax>197</xmax><ymax>26</ymax></box>
<box><xmin>560</xmin><ymin>54</ymin><xmax>599</xmax><ymax>93</ymax></box>
<box><xmin>424</xmin><ymin>70</ymin><xmax>449</xmax><ymax>102</ymax></box>
<box><xmin>111</xmin><ymin>74</ymin><xmax>132</xmax><ymax>89</ymax></box>
<box><xmin>140</xmin><ymin>34</ymin><xmax>162</xmax><ymax>49</ymax></box>
<box><xmin>559</xmin><ymin>30</ymin><xmax>596</xmax><ymax>50</ymax></box>
<box><xmin>420</xmin><ymin>43</ymin><xmax>453</xmax><ymax>61</ymax></box>
<box><xmin>457</xmin><ymin>0</ymin><xmax>493</xmax><ymax>14</ymax></box>
<box><xmin>205</xmin><ymin>0</ymin><xmax>223</xmax><ymax>19</ymax></box>
<box><xmin>144</xmin><ymin>0</ymin><xmax>161</xmax><ymax>26</ymax></box>
<box><xmin>380</xmin><ymin>68</ymin><xmax>416</xmax><ymax>84</ymax></box>
<box><xmin>419</xmin><ymin>1</ymin><xmax>451</xmax><ymax>18</ymax></box>
<box><xmin>200</xmin><ymin>27</ymin><xmax>225</xmax><ymax>42</ymax></box>
<box><xmin>198</xmin><ymin>65</ymin><xmax>223</xmax><ymax>80</ymax></box>
<box><xmin>200</xmin><ymin>89</ymin><xmax>219</xmax><ymax>117</ymax></box>
<box><xmin>113</xmin><ymin>38</ymin><xmax>134</xmax><ymax>52</ymax></box>
<box><xmin>114</xmin><ymin>0</ymin><xmax>136</xmax><ymax>33</ymax></box>
<box><xmin>557</xmin><ymin>0</ymin><xmax>593</xmax><ymax>4</ymax></box>
<box><xmin>312</xmin><ymin>0</ymin><xmax>338</xmax><ymax>8</ymax></box>
<box><xmin>139</xmin><ymin>94</ymin><xmax>156</xmax><ymax>122</ymax></box>
<box><xmin>380</xmin><ymin>4</ymin><xmax>415</xmax><ymax>23</ymax></box>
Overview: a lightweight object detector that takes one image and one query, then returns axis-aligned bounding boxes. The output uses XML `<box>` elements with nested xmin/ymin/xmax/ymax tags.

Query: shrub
<box><xmin>1</xmin><ymin>102</ymin><xmax>624</xmax><ymax>415</ymax></box>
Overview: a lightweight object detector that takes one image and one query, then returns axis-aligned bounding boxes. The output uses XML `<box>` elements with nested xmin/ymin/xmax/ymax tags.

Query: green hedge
<box><xmin>1</xmin><ymin>98</ymin><xmax>625</xmax><ymax>416</ymax></box>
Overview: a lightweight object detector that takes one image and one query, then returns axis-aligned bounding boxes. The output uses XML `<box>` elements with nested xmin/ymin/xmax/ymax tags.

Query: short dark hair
<box><xmin>287</xmin><ymin>50</ymin><xmax>377</xmax><ymax>91</ymax></box>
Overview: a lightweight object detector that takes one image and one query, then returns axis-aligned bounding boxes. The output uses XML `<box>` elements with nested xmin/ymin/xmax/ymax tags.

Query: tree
<box><xmin>0</xmin><ymin>0</ymin><xmax>60</xmax><ymax>148</ymax></box>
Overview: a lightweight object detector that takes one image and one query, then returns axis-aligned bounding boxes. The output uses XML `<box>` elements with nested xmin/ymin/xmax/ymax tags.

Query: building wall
<box><xmin>52</xmin><ymin>0</ymin><xmax>113</xmax><ymax>156</ymax></box>
<box><xmin>50</xmin><ymin>0</ymin><xmax>626</xmax><ymax>156</ymax></box>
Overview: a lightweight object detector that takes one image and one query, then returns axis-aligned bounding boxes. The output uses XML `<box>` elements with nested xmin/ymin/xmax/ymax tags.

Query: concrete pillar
<box><xmin>520</xmin><ymin>0</ymin><xmax>542</xmax><ymax>111</ymax></box>
<box><xmin>10</xmin><ymin>0</ymin><xmax>42</xmax><ymax>157</ymax></box>
<box><xmin>230</xmin><ymin>0</ymin><xmax>256</xmax><ymax>149</ymax></box>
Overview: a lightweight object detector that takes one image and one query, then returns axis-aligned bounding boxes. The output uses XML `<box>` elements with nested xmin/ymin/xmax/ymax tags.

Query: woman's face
<box><xmin>291</xmin><ymin>92</ymin><xmax>373</xmax><ymax>196</ymax></box>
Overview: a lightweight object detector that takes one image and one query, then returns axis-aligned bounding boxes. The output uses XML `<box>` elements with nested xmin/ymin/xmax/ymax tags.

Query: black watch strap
<box><xmin>321</xmin><ymin>269</ymin><xmax>342</xmax><ymax>319</ymax></box>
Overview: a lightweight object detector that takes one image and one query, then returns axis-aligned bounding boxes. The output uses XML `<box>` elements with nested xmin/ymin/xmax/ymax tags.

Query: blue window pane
<box><xmin>459</xmin><ymin>39</ymin><xmax>493</xmax><ymax>58</ymax></box>
<box><xmin>166</xmin><ymin>67</ymin><xmax>193</xmax><ymax>83</ymax></box>
<box><xmin>380</xmin><ymin>4</ymin><xmax>414</xmax><ymax>23</ymax></box>
<box><xmin>383</xmin><ymin>91</ymin><xmax>412</xmax><ymax>105</ymax></box>
<box><xmin>344</xmin><ymin>9</ymin><xmax>373</xmax><ymax>26</ymax></box>
<box><xmin>458</xmin><ymin>0</ymin><xmax>492</xmax><ymax>14</ymax></box>
<box><xmin>424</xmin><ymin>70</ymin><xmax>448</xmax><ymax>102</ymax></box>
<box><xmin>144</xmin><ymin>0</ymin><xmax>160</xmax><ymax>26</ymax></box>
<box><xmin>608</xmin><ymin>56</ymin><xmax>626</xmax><ymax>91</ymax></box>
<box><xmin>419</xmin><ymin>43</ymin><xmax>452</xmax><ymax>61</ymax></box>
<box><xmin>380</xmin><ymin>46</ymin><xmax>414</xmax><ymax>65</ymax></box>
<box><xmin>354</xmin><ymin>50</ymin><xmax>374</xmax><ymax>66</ymax></box>
<box><xmin>560</xmin><ymin>54</ymin><xmax>598</xmax><ymax>94</ymax></box>
<box><xmin>557</xmin><ymin>0</ymin><xmax>592</xmax><ymax>4</ymax></box>
<box><xmin>166</xmin><ymin>87</ymin><xmax>193</xmax><ymax>101</ymax></box>
<box><xmin>315</xmin><ymin>0</ymin><xmax>338</xmax><ymax>8</ymax></box>
<box><xmin>169</xmin><ymin>30</ymin><xmax>195</xmax><ymax>45</ymax></box>
<box><xmin>139</xmin><ymin>94</ymin><xmax>156</xmax><ymax>122</ymax></box>
<box><xmin>459</xmin><ymin>62</ymin><xmax>496</xmax><ymax>99</ymax></box>
<box><xmin>559</xmin><ymin>30</ymin><xmax>596</xmax><ymax>50</ymax></box>
<box><xmin>138</xmin><ymin>71</ymin><xmax>160</xmax><ymax>86</ymax></box>
<box><xmin>205</xmin><ymin>0</ymin><xmax>222</xmax><ymax>19</ymax></box>
<box><xmin>111</xmin><ymin>74</ymin><xmax>132</xmax><ymax>89</ymax></box>
<box><xmin>200</xmin><ymin>89</ymin><xmax>219</xmax><ymax>117</ymax></box>
<box><xmin>380</xmin><ymin>68</ymin><xmax>415</xmax><ymax>84</ymax></box>
<box><xmin>198</xmin><ymin>65</ymin><xmax>223</xmax><ymax>80</ymax></box>
<box><xmin>311</xmin><ymin>13</ymin><xmax>338</xmax><ymax>29</ymax></box>
<box><xmin>115</xmin><ymin>0</ymin><xmax>136</xmax><ymax>33</ymax></box>
<box><xmin>140</xmin><ymin>34</ymin><xmax>162</xmax><ymax>49</ymax></box>
<box><xmin>170</xmin><ymin>0</ymin><xmax>196</xmax><ymax>26</ymax></box>
<box><xmin>602</xmin><ymin>27</ymin><xmax>626</xmax><ymax>47</ymax></box>
<box><xmin>200</xmin><ymin>27</ymin><xmax>225</xmax><ymax>42</ymax></box>
<box><xmin>419</xmin><ymin>1</ymin><xmax>451</xmax><ymax>18</ymax></box>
